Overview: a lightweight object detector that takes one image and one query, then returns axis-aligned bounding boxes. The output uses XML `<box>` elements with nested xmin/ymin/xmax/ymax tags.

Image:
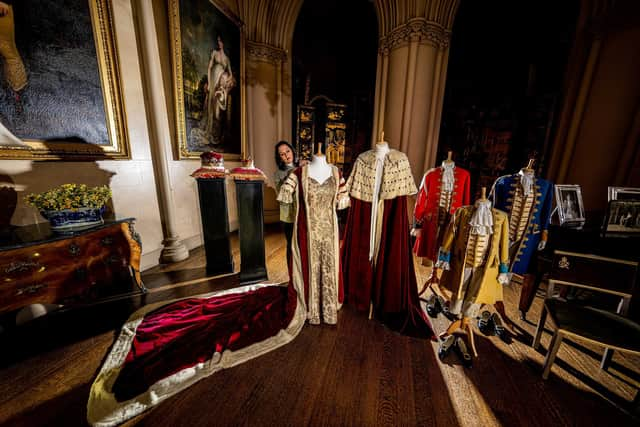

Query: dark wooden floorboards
<box><xmin>0</xmin><ymin>224</ymin><xmax>638</xmax><ymax>426</ymax></box>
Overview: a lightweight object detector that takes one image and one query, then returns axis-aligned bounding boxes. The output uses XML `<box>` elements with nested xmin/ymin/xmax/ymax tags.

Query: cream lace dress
<box><xmin>306</xmin><ymin>175</ymin><xmax>339</xmax><ymax>324</ymax></box>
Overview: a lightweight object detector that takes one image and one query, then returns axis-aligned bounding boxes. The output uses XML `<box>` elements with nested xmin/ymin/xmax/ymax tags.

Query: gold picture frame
<box><xmin>168</xmin><ymin>0</ymin><xmax>246</xmax><ymax>160</ymax></box>
<box><xmin>0</xmin><ymin>0</ymin><xmax>129</xmax><ymax>160</ymax></box>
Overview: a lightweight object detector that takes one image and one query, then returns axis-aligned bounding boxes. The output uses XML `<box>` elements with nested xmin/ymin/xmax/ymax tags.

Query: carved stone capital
<box><xmin>246</xmin><ymin>40</ymin><xmax>287</xmax><ymax>64</ymax></box>
<box><xmin>379</xmin><ymin>18</ymin><xmax>451</xmax><ymax>53</ymax></box>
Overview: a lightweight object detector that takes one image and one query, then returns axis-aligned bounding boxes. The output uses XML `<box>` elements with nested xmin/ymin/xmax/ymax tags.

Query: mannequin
<box><xmin>341</xmin><ymin>130</ymin><xmax>434</xmax><ymax>338</ymax></box>
<box><xmin>412</xmin><ymin>150</ymin><xmax>471</xmax><ymax>269</ymax></box>
<box><xmin>434</xmin><ymin>187</ymin><xmax>510</xmax><ymax>357</ymax></box>
<box><xmin>490</xmin><ymin>158</ymin><xmax>554</xmax><ymax>318</ymax></box>
<box><xmin>308</xmin><ymin>142</ymin><xmax>333</xmax><ymax>184</ymax></box>
<box><xmin>370</xmin><ymin>131</ymin><xmax>390</xmax><ymax>261</ymax></box>
<box><xmin>520</xmin><ymin>160</ymin><xmax>546</xmax><ymax>248</ymax></box>
<box><xmin>278</xmin><ymin>142</ymin><xmax>349</xmax><ymax>324</ymax></box>
<box><xmin>375</xmin><ymin>130</ymin><xmax>391</xmax><ymax>151</ymax></box>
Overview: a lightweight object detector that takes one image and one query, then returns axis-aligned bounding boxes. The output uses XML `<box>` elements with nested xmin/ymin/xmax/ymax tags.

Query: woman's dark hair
<box><xmin>274</xmin><ymin>141</ymin><xmax>297</xmax><ymax>170</ymax></box>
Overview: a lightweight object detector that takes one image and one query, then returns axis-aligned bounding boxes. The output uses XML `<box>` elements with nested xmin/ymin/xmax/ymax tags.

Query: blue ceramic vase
<box><xmin>41</xmin><ymin>206</ymin><xmax>105</xmax><ymax>232</ymax></box>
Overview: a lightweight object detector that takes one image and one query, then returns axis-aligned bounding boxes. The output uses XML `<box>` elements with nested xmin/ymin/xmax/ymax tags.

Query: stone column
<box><xmin>245</xmin><ymin>40</ymin><xmax>289</xmax><ymax>223</ymax></box>
<box><xmin>134</xmin><ymin>0</ymin><xmax>188</xmax><ymax>262</ymax></box>
<box><xmin>373</xmin><ymin>0</ymin><xmax>459</xmax><ymax>183</ymax></box>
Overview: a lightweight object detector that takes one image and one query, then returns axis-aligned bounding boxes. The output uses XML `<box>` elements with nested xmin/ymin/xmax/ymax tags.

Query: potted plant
<box><xmin>25</xmin><ymin>184</ymin><xmax>112</xmax><ymax>232</ymax></box>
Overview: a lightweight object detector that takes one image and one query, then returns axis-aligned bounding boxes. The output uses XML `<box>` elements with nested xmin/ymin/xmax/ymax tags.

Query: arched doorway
<box><xmin>291</xmin><ymin>0</ymin><xmax>378</xmax><ymax>175</ymax></box>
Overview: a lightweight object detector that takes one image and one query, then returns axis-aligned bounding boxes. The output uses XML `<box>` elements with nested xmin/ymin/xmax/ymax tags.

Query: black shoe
<box><xmin>455</xmin><ymin>337</ymin><xmax>473</xmax><ymax>368</ymax></box>
<box><xmin>438</xmin><ymin>335</ymin><xmax>456</xmax><ymax>360</ymax></box>
<box><xmin>478</xmin><ymin>310</ymin><xmax>494</xmax><ymax>335</ymax></box>
<box><xmin>426</xmin><ymin>294</ymin><xmax>444</xmax><ymax>318</ymax></box>
<box><xmin>425</xmin><ymin>294</ymin><xmax>437</xmax><ymax>317</ymax></box>
<box><xmin>492</xmin><ymin>313</ymin><xmax>511</xmax><ymax>344</ymax></box>
<box><xmin>441</xmin><ymin>298</ymin><xmax>450</xmax><ymax>316</ymax></box>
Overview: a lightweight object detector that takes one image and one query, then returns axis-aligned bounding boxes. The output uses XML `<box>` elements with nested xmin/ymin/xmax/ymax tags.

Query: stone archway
<box><xmin>240</xmin><ymin>0</ymin><xmax>460</xmax><ymax>190</ymax></box>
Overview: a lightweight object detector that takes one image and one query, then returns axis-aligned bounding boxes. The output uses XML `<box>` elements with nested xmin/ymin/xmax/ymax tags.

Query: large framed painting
<box><xmin>0</xmin><ymin>0</ymin><xmax>129</xmax><ymax>160</ymax></box>
<box><xmin>169</xmin><ymin>0</ymin><xmax>245</xmax><ymax>160</ymax></box>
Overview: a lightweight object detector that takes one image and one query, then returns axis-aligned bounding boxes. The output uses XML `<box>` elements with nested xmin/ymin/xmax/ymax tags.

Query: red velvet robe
<box><xmin>110</xmin><ymin>285</ymin><xmax>297</xmax><ymax>402</ymax></box>
<box><xmin>342</xmin><ymin>197</ymin><xmax>434</xmax><ymax>338</ymax></box>
<box><xmin>413</xmin><ymin>166</ymin><xmax>471</xmax><ymax>261</ymax></box>
<box><xmin>341</xmin><ymin>149</ymin><xmax>434</xmax><ymax>339</ymax></box>
<box><xmin>88</xmin><ymin>283</ymin><xmax>306</xmax><ymax>425</ymax></box>
<box><xmin>87</xmin><ymin>282</ymin><xmax>306</xmax><ymax>426</ymax></box>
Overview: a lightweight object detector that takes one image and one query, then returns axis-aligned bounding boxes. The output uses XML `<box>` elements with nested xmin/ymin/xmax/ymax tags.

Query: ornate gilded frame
<box><xmin>168</xmin><ymin>0</ymin><xmax>246</xmax><ymax>160</ymax></box>
<box><xmin>0</xmin><ymin>0</ymin><xmax>129</xmax><ymax>160</ymax></box>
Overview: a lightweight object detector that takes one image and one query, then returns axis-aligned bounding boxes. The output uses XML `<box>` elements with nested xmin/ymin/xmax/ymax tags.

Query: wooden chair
<box><xmin>532</xmin><ymin>250</ymin><xmax>640</xmax><ymax>407</ymax></box>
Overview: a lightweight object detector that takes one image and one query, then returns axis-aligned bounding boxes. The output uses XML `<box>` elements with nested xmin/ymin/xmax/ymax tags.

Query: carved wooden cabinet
<box><xmin>0</xmin><ymin>219</ymin><xmax>145</xmax><ymax>315</ymax></box>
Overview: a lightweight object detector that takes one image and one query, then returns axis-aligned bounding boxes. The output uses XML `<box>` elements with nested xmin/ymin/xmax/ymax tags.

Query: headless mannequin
<box><xmin>514</xmin><ymin>158</ymin><xmax>544</xmax><ymax>322</ymax></box>
<box><xmin>519</xmin><ymin>159</ymin><xmax>546</xmax><ymax>251</ymax></box>
<box><xmin>371</xmin><ymin>132</ymin><xmax>390</xmax><ymax>260</ymax></box>
<box><xmin>363</xmin><ymin>131</ymin><xmax>391</xmax><ymax>319</ymax></box>
<box><xmin>434</xmin><ymin>187</ymin><xmax>497</xmax><ymax>358</ymax></box>
<box><xmin>443</xmin><ymin>150</ymin><xmax>454</xmax><ymax>166</ymax></box>
<box><xmin>412</xmin><ymin>151</ymin><xmax>454</xmax><ymax>240</ymax></box>
<box><xmin>308</xmin><ymin>143</ymin><xmax>332</xmax><ymax>184</ymax></box>
<box><xmin>374</xmin><ymin>131</ymin><xmax>390</xmax><ymax>156</ymax></box>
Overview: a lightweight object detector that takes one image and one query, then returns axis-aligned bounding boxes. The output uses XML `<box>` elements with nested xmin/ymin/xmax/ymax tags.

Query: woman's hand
<box><xmin>299</xmin><ymin>159</ymin><xmax>309</xmax><ymax>166</ymax></box>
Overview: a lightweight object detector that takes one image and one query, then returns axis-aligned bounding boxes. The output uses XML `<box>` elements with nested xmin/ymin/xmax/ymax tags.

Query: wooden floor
<box><xmin>0</xmin><ymin>224</ymin><xmax>639</xmax><ymax>426</ymax></box>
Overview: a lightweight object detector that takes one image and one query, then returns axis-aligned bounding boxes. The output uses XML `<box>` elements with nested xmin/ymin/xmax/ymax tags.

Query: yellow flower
<box><xmin>25</xmin><ymin>184</ymin><xmax>112</xmax><ymax>212</ymax></box>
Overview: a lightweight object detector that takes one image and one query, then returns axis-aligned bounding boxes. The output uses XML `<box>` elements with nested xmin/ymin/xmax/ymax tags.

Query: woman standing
<box><xmin>274</xmin><ymin>141</ymin><xmax>301</xmax><ymax>268</ymax></box>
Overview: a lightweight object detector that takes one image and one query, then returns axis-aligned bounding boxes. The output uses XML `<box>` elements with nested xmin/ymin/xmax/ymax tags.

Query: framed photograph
<box><xmin>0</xmin><ymin>0</ymin><xmax>129</xmax><ymax>160</ymax></box>
<box><xmin>607</xmin><ymin>186</ymin><xmax>640</xmax><ymax>202</ymax></box>
<box><xmin>604</xmin><ymin>199</ymin><xmax>640</xmax><ymax>237</ymax></box>
<box><xmin>555</xmin><ymin>184</ymin><xmax>586</xmax><ymax>226</ymax></box>
<box><xmin>169</xmin><ymin>0</ymin><xmax>245</xmax><ymax>160</ymax></box>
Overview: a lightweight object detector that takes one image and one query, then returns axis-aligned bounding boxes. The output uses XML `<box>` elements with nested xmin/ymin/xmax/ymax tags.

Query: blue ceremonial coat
<box><xmin>491</xmin><ymin>174</ymin><xmax>554</xmax><ymax>275</ymax></box>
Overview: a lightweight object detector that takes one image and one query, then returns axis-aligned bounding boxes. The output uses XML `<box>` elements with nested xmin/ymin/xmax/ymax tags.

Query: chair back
<box><xmin>549</xmin><ymin>250</ymin><xmax>638</xmax><ymax>300</ymax></box>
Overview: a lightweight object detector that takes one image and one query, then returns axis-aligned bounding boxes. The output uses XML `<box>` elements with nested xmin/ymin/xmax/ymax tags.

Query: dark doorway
<box><xmin>437</xmin><ymin>0</ymin><xmax>580</xmax><ymax>197</ymax></box>
<box><xmin>291</xmin><ymin>0</ymin><xmax>378</xmax><ymax>176</ymax></box>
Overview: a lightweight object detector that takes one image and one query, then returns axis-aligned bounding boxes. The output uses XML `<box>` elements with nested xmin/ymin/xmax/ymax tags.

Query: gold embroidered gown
<box><xmin>306</xmin><ymin>176</ymin><xmax>339</xmax><ymax>323</ymax></box>
<box><xmin>277</xmin><ymin>165</ymin><xmax>350</xmax><ymax>325</ymax></box>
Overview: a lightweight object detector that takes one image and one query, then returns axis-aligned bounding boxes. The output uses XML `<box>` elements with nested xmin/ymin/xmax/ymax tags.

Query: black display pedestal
<box><xmin>234</xmin><ymin>180</ymin><xmax>268</xmax><ymax>284</ymax></box>
<box><xmin>196</xmin><ymin>178</ymin><xmax>234</xmax><ymax>276</ymax></box>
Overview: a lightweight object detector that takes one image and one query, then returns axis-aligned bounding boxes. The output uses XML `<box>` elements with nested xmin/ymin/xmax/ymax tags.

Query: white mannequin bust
<box><xmin>375</xmin><ymin>140</ymin><xmax>390</xmax><ymax>159</ymax></box>
<box><xmin>374</xmin><ymin>131</ymin><xmax>390</xmax><ymax>157</ymax></box>
<box><xmin>308</xmin><ymin>153</ymin><xmax>332</xmax><ymax>184</ymax></box>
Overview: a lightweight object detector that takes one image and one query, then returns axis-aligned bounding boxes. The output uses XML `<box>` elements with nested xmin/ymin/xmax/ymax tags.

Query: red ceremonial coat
<box><xmin>413</xmin><ymin>166</ymin><xmax>471</xmax><ymax>261</ymax></box>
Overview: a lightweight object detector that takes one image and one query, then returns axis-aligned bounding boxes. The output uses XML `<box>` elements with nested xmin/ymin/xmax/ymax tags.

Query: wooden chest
<box><xmin>0</xmin><ymin>219</ymin><xmax>144</xmax><ymax>315</ymax></box>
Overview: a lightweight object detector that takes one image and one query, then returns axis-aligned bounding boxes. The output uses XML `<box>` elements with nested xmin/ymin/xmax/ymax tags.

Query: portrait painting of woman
<box><xmin>171</xmin><ymin>0</ymin><xmax>242</xmax><ymax>159</ymax></box>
